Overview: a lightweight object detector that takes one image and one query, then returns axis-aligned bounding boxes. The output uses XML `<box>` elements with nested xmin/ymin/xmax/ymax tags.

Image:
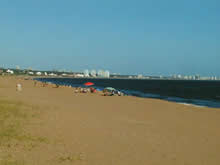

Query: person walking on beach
<box><xmin>16</xmin><ymin>83</ymin><xmax>22</xmax><ymax>92</ymax></box>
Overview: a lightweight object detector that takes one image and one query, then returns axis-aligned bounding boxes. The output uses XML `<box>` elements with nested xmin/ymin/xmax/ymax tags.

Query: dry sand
<box><xmin>0</xmin><ymin>76</ymin><xmax>220</xmax><ymax>165</ymax></box>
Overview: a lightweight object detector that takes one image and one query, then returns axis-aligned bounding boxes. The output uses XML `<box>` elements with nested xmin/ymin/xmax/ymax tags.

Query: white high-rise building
<box><xmin>83</xmin><ymin>69</ymin><xmax>89</xmax><ymax>77</ymax></box>
<box><xmin>97</xmin><ymin>70</ymin><xmax>104</xmax><ymax>77</ymax></box>
<box><xmin>90</xmin><ymin>70</ymin><xmax>97</xmax><ymax>77</ymax></box>
<box><xmin>104</xmin><ymin>70</ymin><xmax>110</xmax><ymax>78</ymax></box>
<box><xmin>137</xmin><ymin>74</ymin><xmax>143</xmax><ymax>79</ymax></box>
<box><xmin>177</xmin><ymin>74</ymin><xmax>182</xmax><ymax>79</ymax></box>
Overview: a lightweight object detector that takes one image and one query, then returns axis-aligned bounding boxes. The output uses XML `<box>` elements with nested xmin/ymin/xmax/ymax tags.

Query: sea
<box><xmin>36</xmin><ymin>78</ymin><xmax>220</xmax><ymax>108</ymax></box>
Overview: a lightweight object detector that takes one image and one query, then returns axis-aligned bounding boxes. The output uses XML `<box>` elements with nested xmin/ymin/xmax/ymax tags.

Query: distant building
<box><xmin>97</xmin><ymin>70</ymin><xmax>104</xmax><ymax>77</ymax></box>
<box><xmin>97</xmin><ymin>70</ymin><xmax>110</xmax><ymax>78</ymax></box>
<box><xmin>36</xmin><ymin>72</ymin><xmax>42</xmax><ymax>76</ymax></box>
<box><xmin>102</xmin><ymin>70</ymin><xmax>109</xmax><ymax>78</ymax></box>
<box><xmin>6</xmin><ymin>69</ymin><xmax>14</xmax><ymax>74</ymax></box>
<box><xmin>28</xmin><ymin>72</ymin><xmax>34</xmax><ymax>75</ymax></box>
<box><xmin>83</xmin><ymin>70</ymin><xmax>89</xmax><ymax>77</ymax></box>
<box><xmin>137</xmin><ymin>74</ymin><xmax>143</xmax><ymax>79</ymax></box>
<box><xmin>90</xmin><ymin>70</ymin><xmax>97</xmax><ymax>77</ymax></box>
<box><xmin>49</xmin><ymin>73</ymin><xmax>57</xmax><ymax>76</ymax></box>
<box><xmin>183</xmin><ymin>76</ymin><xmax>187</xmax><ymax>79</ymax></box>
<box><xmin>172</xmin><ymin>74</ymin><xmax>177</xmax><ymax>79</ymax></box>
<box><xmin>195</xmin><ymin>75</ymin><xmax>200</xmax><ymax>80</ymax></box>
<box><xmin>75</xmin><ymin>74</ymin><xmax>84</xmax><ymax>78</ymax></box>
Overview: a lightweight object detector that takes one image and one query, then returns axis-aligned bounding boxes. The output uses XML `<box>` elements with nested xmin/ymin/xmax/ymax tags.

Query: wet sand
<box><xmin>0</xmin><ymin>76</ymin><xmax>220</xmax><ymax>165</ymax></box>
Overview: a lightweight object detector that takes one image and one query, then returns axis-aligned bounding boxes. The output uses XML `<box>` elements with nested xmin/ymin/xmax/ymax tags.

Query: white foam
<box><xmin>178</xmin><ymin>103</ymin><xmax>205</xmax><ymax>108</ymax></box>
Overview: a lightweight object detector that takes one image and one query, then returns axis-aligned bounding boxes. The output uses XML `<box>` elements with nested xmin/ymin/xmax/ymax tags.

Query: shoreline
<box><xmin>35</xmin><ymin>77</ymin><xmax>220</xmax><ymax>108</ymax></box>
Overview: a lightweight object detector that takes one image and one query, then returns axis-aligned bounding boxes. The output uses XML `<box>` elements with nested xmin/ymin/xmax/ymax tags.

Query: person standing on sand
<box><xmin>16</xmin><ymin>83</ymin><xmax>22</xmax><ymax>92</ymax></box>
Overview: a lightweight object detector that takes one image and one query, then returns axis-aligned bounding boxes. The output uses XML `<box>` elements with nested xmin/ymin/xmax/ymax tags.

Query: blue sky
<box><xmin>0</xmin><ymin>0</ymin><xmax>219</xmax><ymax>76</ymax></box>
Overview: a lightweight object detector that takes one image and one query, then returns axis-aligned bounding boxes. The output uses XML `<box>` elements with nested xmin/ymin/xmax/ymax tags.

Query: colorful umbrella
<box><xmin>104</xmin><ymin>87</ymin><xmax>116</xmax><ymax>92</ymax></box>
<box><xmin>84</xmin><ymin>82</ymin><xmax>94</xmax><ymax>86</ymax></box>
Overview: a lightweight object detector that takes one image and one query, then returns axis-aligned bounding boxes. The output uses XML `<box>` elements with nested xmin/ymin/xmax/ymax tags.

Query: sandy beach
<box><xmin>0</xmin><ymin>76</ymin><xmax>220</xmax><ymax>165</ymax></box>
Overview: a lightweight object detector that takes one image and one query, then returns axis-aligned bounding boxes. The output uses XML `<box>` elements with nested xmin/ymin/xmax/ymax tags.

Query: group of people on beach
<box><xmin>31</xmin><ymin>80</ymin><xmax>125</xmax><ymax>96</ymax></box>
<box><xmin>74</xmin><ymin>87</ymin><xmax>97</xmax><ymax>93</ymax></box>
<box><xmin>103</xmin><ymin>89</ymin><xmax>124</xmax><ymax>96</ymax></box>
<box><xmin>34</xmin><ymin>81</ymin><xmax>49</xmax><ymax>87</ymax></box>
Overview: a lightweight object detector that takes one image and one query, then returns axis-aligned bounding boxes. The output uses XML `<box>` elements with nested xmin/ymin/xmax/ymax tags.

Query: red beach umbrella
<box><xmin>84</xmin><ymin>82</ymin><xmax>94</xmax><ymax>86</ymax></box>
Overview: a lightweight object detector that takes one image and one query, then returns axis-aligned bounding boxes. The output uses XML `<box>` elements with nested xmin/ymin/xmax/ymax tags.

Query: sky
<box><xmin>0</xmin><ymin>0</ymin><xmax>219</xmax><ymax>76</ymax></box>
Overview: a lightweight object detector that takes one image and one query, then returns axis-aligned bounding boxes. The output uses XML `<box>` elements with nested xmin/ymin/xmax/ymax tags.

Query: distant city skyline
<box><xmin>2</xmin><ymin>67</ymin><xmax>220</xmax><ymax>81</ymax></box>
<box><xmin>1</xmin><ymin>64</ymin><xmax>220</xmax><ymax>78</ymax></box>
<box><xmin>0</xmin><ymin>0</ymin><xmax>219</xmax><ymax>76</ymax></box>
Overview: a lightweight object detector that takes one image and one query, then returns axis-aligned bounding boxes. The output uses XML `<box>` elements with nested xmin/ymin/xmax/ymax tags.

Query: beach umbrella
<box><xmin>84</xmin><ymin>82</ymin><xmax>94</xmax><ymax>86</ymax></box>
<box><xmin>104</xmin><ymin>87</ymin><xmax>116</xmax><ymax>92</ymax></box>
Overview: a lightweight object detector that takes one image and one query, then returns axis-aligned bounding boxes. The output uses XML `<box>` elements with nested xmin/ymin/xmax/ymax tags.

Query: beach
<box><xmin>1</xmin><ymin>76</ymin><xmax>220</xmax><ymax>165</ymax></box>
